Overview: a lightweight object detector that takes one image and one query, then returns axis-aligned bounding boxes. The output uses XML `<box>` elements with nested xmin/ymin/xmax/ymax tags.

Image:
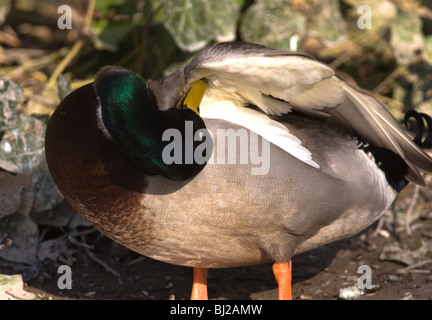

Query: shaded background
<box><xmin>0</xmin><ymin>0</ymin><xmax>432</xmax><ymax>300</ymax></box>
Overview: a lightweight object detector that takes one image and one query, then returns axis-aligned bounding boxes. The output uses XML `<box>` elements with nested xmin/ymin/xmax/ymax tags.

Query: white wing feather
<box><xmin>193</xmin><ymin>55</ymin><xmax>342</xmax><ymax>168</ymax></box>
<box><xmin>184</xmin><ymin>43</ymin><xmax>432</xmax><ymax>181</ymax></box>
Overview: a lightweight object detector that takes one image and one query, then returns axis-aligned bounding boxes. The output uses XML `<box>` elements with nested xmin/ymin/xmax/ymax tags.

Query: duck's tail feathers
<box><xmin>328</xmin><ymin>80</ymin><xmax>432</xmax><ymax>185</ymax></box>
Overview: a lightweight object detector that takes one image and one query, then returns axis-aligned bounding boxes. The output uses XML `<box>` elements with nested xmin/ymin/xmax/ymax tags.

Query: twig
<box><xmin>373</xmin><ymin>64</ymin><xmax>406</xmax><ymax>95</ymax></box>
<box><xmin>0</xmin><ymin>238</ymin><xmax>12</xmax><ymax>250</ymax></box>
<box><xmin>3</xmin><ymin>48</ymin><xmax>68</xmax><ymax>79</ymax></box>
<box><xmin>85</xmin><ymin>248</ymin><xmax>123</xmax><ymax>283</ymax></box>
<box><xmin>47</xmin><ymin>0</ymin><xmax>96</xmax><ymax>87</ymax></box>
<box><xmin>38</xmin><ymin>227</ymin><xmax>50</xmax><ymax>243</ymax></box>
<box><xmin>405</xmin><ymin>184</ymin><xmax>420</xmax><ymax>237</ymax></box>
<box><xmin>418</xmin><ymin>6</ymin><xmax>432</xmax><ymax>20</ymax></box>
<box><xmin>373</xmin><ymin>56</ymin><xmax>423</xmax><ymax>95</ymax></box>
<box><xmin>326</xmin><ymin>22</ymin><xmax>388</xmax><ymax>69</ymax></box>
<box><xmin>372</xmin><ymin>214</ymin><xmax>385</xmax><ymax>237</ymax></box>
<box><xmin>0</xmin><ymin>28</ymin><xmax>21</xmax><ymax>47</ymax></box>
<box><xmin>67</xmin><ymin>235</ymin><xmax>94</xmax><ymax>249</ymax></box>
<box><xmin>361</xmin><ymin>89</ymin><xmax>404</xmax><ymax>110</ymax></box>
<box><xmin>372</xmin><ymin>208</ymin><xmax>393</xmax><ymax>238</ymax></box>
<box><xmin>126</xmin><ymin>256</ymin><xmax>146</xmax><ymax>266</ymax></box>
<box><xmin>397</xmin><ymin>259</ymin><xmax>432</xmax><ymax>274</ymax></box>
<box><xmin>135</xmin><ymin>3</ymin><xmax>164</xmax><ymax>74</ymax></box>
<box><xmin>80</xmin><ymin>235</ymin><xmax>123</xmax><ymax>283</ymax></box>
<box><xmin>67</xmin><ymin>227</ymin><xmax>98</xmax><ymax>238</ymax></box>
<box><xmin>48</xmin><ymin>41</ymin><xmax>84</xmax><ymax>87</ymax></box>
<box><xmin>113</xmin><ymin>46</ymin><xmax>138</xmax><ymax>67</ymax></box>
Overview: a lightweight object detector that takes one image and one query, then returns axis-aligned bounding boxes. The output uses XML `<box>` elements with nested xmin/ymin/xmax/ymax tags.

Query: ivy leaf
<box><xmin>91</xmin><ymin>0</ymin><xmax>143</xmax><ymax>52</ymax></box>
<box><xmin>309</xmin><ymin>0</ymin><xmax>347</xmax><ymax>46</ymax></box>
<box><xmin>0</xmin><ymin>0</ymin><xmax>11</xmax><ymax>25</ymax></box>
<box><xmin>240</xmin><ymin>0</ymin><xmax>307</xmax><ymax>51</ymax></box>
<box><xmin>57</xmin><ymin>74</ymin><xmax>71</xmax><ymax>100</ymax></box>
<box><xmin>424</xmin><ymin>35</ymin><xmax>432</xmax><ymax>65</ymax></box>
<box><xmin>0</xmin><ymin>80</ymin><xmax>63</xmax><ymax>213</ymax></box>
<box><xmin>0</xmin><ymin>113</ymin><xmax>45</xmax><ymax>173</ymax></box>
<box><xmin>0</xmin><ymin>210</ymin><xmax>39</xmax><ymax>265</ymax></box>
<box><xmin>94</xmin><ymin>0</ymin><xmax>137</xmax><ymax>15</ymax></box>
<box><xmin>390</xmin><ymin>11</ymin><xmax>424</xmax><ymax>63</ymax></box>
<box><xmin>0</xmin><ymin>112</ymin><xmax>63</xmax><ymax>210</ymax></box>
<box><xmin>344</xmin><ymin>0</ymin><xmax>397</xmax><ymax>27</ymax></box>
<box><xmin>92</xmin><ymin>20</ymin><xmax>134</xmax><ymax>52</ymax></box>
<box><xmin>161</xmin><ymin>0</ymin><xmax>243</xmax><ymax>52</ymax></box>
<box><xmin>0</xmin><ymin>79</ymin><xmax>22</xmax><ymax>131</ymax></box>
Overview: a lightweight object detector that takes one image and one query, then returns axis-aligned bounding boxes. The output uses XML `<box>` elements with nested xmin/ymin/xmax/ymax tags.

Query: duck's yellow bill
<box><xmin>176</xmin><ymin>80</ymin><xmax>207</xmax><ymax>115</ymax></box>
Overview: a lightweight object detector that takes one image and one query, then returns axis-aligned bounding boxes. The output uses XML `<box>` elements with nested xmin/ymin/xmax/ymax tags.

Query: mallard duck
<box><xmin>45</xmin><ymin>41</ymin><xmax>432</xmax><ymax>300</ymax></box>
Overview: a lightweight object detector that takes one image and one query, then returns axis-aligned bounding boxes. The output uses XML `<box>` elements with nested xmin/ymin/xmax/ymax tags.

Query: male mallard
<box><xmin>45</xmin><ymin>41</ymin><xmax>432</xmax><ymax>300</ymax></box>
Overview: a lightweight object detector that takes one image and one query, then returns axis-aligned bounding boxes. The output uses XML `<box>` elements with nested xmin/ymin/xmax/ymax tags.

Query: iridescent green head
<box><xmin>93</xmin><ymin>67</ymin><xmax>211</xmax><ymax>180</ymax></box>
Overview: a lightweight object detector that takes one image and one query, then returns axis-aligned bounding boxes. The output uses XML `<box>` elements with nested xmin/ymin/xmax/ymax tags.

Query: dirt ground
<box><xmin>2</xmin><ymin>182</ymin><xmax>429</xmax><ymax>301</ymax></box>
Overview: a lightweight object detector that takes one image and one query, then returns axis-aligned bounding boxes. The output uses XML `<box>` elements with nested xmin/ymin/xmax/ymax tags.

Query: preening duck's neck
<box><xmin>93</xmin><ymin>67</ymin><xmax>208</xmax><ymax>181</ymax></box>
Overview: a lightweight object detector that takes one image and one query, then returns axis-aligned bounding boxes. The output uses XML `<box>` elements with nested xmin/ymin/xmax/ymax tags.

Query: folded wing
<box><xmin>177</xmin><ymin>42</ymin><xmax>432</xmax><ymax>183</ymax></box>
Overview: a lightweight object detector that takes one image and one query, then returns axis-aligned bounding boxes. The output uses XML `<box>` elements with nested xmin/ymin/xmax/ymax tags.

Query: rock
<box><xmin>379</xmin><ymin>238</ymin><xmax>432</xmax><ymax>265</ymax></box>
<box><xmin>338</xmin><ymin>285</ymin><xmax>365</xmax><ymax>300</ymax></box>
<box><xmin>0</xmin><ymin>273</ymin><xmax>38</xmax><ymax>299</ymax></box>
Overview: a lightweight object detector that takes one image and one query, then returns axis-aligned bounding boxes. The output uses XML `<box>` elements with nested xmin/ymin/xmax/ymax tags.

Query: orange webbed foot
<box><xmin>273</xmin><ymin>260</ymin><xmax>292</xmax><ymax>300</ymax></box>
<box><xmin>191</xmin><ymin>267</ymin><xmax>208</xmax><ymax>300</ymax></box>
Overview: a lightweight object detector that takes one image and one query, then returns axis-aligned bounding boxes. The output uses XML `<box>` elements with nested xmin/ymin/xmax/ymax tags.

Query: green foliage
<box><xmin>390</xmin><ymin>11</ymin><xmax>424</xmax><ymax>63</ymax></box>
<box><xmin>0</xmin><ymin>80</ymin><xmax>43</xmax><ymax>174</ymax></box>
<box><xmin>0</xmin><ymin>79</ymin><xmax>22</xmax><ymax>131</ymax></box>
<box><xmin>93</xmin><ymin>19</ymin><xmax>135</xmax><ymax>52</ymax></box>
<box><xmin>0</xmin><ymin>79</ymin><xmax>63</xmax><ymax>211</ymax></box>
<box><xmin>240</xmin><ymin>0</ymin><xmax>307</xmax><ymax>50</ymax></box>
<box><xmin>160</xmin><ymin>0</ymin><xmax>243</xmax><ymax>52</ymax></box>
<box><xmin>0</xmin><ymin>80</ymin><xmax>62</xmax><ymax>266</ymax></box>
<box><xmin>91</xmin><ymin>0</ymin><xmax>243</xmax><ymax>53</ymax></box>
<box><xmin>86</xmin><ymin>0</ymin><xmax>432</xmax><ymax>112</ymax></box>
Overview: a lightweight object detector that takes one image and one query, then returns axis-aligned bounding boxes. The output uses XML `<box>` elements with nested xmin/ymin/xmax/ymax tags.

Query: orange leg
<box><xmin>190</xmin><ymin>267</ymin><xmax>208</xmax><ymax>300</ymax></box>
<box><xmin>272</xmin><ymin>260</ymin><xmax>292</xmax><ymax>300</ymax></box>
